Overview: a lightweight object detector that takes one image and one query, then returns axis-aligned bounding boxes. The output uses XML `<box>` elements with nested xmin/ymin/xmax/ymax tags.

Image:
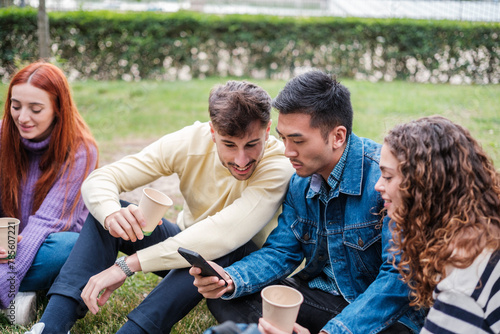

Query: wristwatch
<box><xmin>115</xmin><ymin>256</ymin><xmax>135</xmax><ymax>277</ymax></box>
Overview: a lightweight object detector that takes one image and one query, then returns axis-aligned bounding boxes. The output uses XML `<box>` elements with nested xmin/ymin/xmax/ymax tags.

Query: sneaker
<box><xmin>24</xmin><ymin>322</ymin><xmax>70</xmax><ymax>334</ymax></box>
<box><xmin>7</xmin><ymin>291</ymin><xmax>37</xmax><ymax>325</ymax></box>
<box><xmin>25</xmin><ymin>322</ymin><xmax>45</xmax><ymax>334</ymax></box>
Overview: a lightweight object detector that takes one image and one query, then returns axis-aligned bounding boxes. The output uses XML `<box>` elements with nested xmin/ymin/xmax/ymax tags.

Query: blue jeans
<box><xmin>45</xmin><ymin>201</ymin><xmax>258</xmax><ymax>333</ymax></box>
<box><xmin>19</xmin><ymin>232</ymin><xmax>79</xmax><ymax>292</ymax></box>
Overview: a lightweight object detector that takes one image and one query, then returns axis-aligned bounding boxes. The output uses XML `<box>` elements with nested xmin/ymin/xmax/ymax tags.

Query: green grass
<box><xmin>0</xmin><ymin>78</ymin><xmax>499</xmax><ymax>333</ymax></box>
<box><xmin>2</xmin><ymin>78</ymin><xmax>498</xmax><ymax>164</ymax></box>
<box><xmin>91</xmin><ymin>78</ymin><xmax>496</xmax><ymax>167</ymax></box>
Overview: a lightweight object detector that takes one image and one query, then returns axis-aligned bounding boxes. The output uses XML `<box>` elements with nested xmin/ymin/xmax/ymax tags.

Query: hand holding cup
<box><xmin>0</xmin><ymin>218</ymin><xmax>21</xmax><ymax>262</ymax></box>
<box><xmin>138</xmin><ymin>188</ymin><xmax>173</xmax><ymax>236</ymax></box>
<box><xmin>261</xmin><ymin>285</ymin><xmax>304</xmax><ymax>334</ymax></box>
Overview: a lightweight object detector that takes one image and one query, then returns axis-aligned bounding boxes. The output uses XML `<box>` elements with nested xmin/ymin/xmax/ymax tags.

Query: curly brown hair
<box><xmin>384</xmin><ymin>116</ymin><xmax>500</xmax><ymax>308</ymax></box>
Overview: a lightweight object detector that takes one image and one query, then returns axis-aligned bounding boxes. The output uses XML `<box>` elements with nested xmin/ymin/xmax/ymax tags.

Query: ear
<box><xmin>329</xmin><ymin>126</ymin><xmax>347</xmax><ymax>150</ymax></box>
<box><xmin>265</xmin><ymin>120</ymin><xmax>272</xmax><ymax>141</ymax></box>
<box><xmin>209</xmin><ymin>122</ymin><xmax>216</xmax><ymax>143</ymax></box>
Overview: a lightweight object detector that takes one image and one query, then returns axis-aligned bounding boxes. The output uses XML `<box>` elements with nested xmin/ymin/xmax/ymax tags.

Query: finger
<box><xmin>81</xmin><ymin>289</ymin><xmax>95</xmax><ymax>314</ymax></box>
<box><xmin>127</xmin><ymin>204</ymin><xmax>147</xmax><ymax>227</ymax></box>
<box><xmin>198</xmin><ymin>285</ymin><xmax>228</xmax><ymax>299</ymax></box>
<box><xmin>258</xmin><ymin>320</ymin><xmax>268</xmax><ymax>334</ymax></box>
<box><xmin>0</xmin><ymin>248</ymin><xmax>8</xmax><ymax>263</ymax></box>
<box><xmin>189</xmin><ymin>266</ymin><xmax>202</xmax><ymax>276</ymax></box>
<box><xmin>115</xmin><ymin>207</ymin><xmax>145</xmax><ymax>242</ymax></box>
<box><xmin>124</xmin><ymin>205</ymin><xmax>145</xmax><ymax>240</ymax></box>
<box><xmin>88</xmin><ymin>285</ymin><xmax>102</xmax><ymax>314</ymax></box>
<box><xmin>107</xmin><ymin>217</ymin><xmax>130</xmax><ymax>241</ymax></box>
<box><xmin>97</xmin><ymin>288</ymin><xmax>113</xmax><ymax>306</ymax></box>
<box><xmin>115</xmin><ymin>215</ymin><xmax>137</xmax><ymax>242</ymax></box>
<box><xmin>212</xmin><ymin>286</ymin><xmax>230</xmax><ymax>298</ymax></box>
<box><xmin>193</xmin><ymin>273</ymin><xmax>220</xmax><ymax>288</ymax></box>
<box><xmin>197</xmin><ymin>279</ymin><xmax>232</xmax><ymax>298</ymax></box>
<box><xmin>81</xmin><ymin>283</ymin><xmax>94</xmax><ymax>314</ymax></box>
<box><xmin>259</xmin><ymin>318</ymin><xmax>287</xmax><ymax>334</ymax></box>
<box><xmin>293</xmin><ymin>323</ymin><xmax>309</xmax><ymax>334</ymax></box>
<box><xmin>82</xmin><ymin>278</ymin><xmax>101</xmax><ymax>314</ymax></box>
<box><xmin>258</xmin><ymin>318</ymin><xmax>275</xmax><ymax>334</ymax></box>
<box><xmin>17</xmin><ymin>235</ymin><xmax>23</xmax><ymax>243</ymax></box>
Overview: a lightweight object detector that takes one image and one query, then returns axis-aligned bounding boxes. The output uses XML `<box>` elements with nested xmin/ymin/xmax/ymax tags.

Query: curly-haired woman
<box><xmin>0</xmin><ymin>62</ymin><xmax>98</xmax><ymax>325</ymax></box>
<box><xmin>375</xmin><ymin>116</ymin><xmax>500</xmax><ymax>333</ymax></box>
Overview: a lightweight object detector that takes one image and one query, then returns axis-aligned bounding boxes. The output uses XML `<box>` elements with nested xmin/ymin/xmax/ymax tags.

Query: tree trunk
<box><xmin>37</xmin><ymin>0</ymin><xmax>50</xmax><ymax>60</ymax></box>
<box><xmin>0</xmin><ymin>0</ymin><xmax>15</xmax><ymax>7</ymax></box>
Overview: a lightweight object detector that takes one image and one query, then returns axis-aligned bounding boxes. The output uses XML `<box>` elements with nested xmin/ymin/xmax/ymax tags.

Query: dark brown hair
<box><xmin>209</xmin><ymin>80</ymin><xmax>271</xmax><ymax>137</ymax></box>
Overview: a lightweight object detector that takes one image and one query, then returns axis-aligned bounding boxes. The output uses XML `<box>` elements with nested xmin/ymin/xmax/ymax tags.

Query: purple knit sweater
<box><xmin>0</xmin><ymin>134</ymin><xmax>97</xmax><ymax>307</ymax></box>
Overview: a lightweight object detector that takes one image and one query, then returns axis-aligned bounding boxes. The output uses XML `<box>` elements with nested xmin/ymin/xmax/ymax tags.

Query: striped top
<box><xmin>421</xmin><ymin>249</ymin><xmax>500</xmax><ymax>334</ymax></box>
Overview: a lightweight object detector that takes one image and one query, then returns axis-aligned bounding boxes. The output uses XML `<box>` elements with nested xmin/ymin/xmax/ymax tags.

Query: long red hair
<box><xmin>1</xmin><ymin>62</ymin><xmax>98</xmax><ymax>227</ymax></box>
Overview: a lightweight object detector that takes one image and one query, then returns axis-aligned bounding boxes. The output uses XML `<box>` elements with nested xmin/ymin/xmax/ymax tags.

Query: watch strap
<box><xmin>115</xmin><ymin>256</ymin><xmax>134</xmax><ymax>277</ymax></box>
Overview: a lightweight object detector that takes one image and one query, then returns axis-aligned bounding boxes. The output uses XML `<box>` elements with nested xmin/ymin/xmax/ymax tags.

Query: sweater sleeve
<box><xmin>0</xmin><ymin>144</ymin><xmax>97</xmax><ymax>308</ymax></box>
<box><xmin>81</xmin><ymin>123</ymin><xmax>295</xmax><ymax>273</ymax></box>
<box><xmin>136</xmin><ymin>150</ymin><xmax>294</xmax><ymax>272</ymax></box>
<box><xmin>80</xmin><ymin>132</ymin><xmax>181</xmax><ymax>225</ymax></box>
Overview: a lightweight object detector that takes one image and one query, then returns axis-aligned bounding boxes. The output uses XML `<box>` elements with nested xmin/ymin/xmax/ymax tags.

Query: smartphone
<box><xmin>178</xmin><ymin>247</ymin><xmax>228</xmax><ymax>286</ymax></box>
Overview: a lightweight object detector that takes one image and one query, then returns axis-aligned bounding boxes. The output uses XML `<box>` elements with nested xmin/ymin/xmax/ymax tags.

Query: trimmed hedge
<box><xmin>1</xmin><ymin>7</ymin><xmax>498</xmax><ymax>83</ymax></box>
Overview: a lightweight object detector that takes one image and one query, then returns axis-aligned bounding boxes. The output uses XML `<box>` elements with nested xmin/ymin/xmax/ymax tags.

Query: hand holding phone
<box><xmin>178</xmin><ymin>247</ymin><xmax>228</xmax><ymax>286</ymax></box>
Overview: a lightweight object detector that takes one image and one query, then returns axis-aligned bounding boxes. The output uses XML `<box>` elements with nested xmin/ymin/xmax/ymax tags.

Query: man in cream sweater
<box><xmin>28</xmin><ymin>81</ymin><xmax>294</xmax><ymax>334</ymax></box>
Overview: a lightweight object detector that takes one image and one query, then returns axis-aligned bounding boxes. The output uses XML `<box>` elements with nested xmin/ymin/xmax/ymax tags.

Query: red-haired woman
<box><xmin>0</xmin><ymin>62</ymin><xmax>98</xmax><ymax>325</ymax></box>
<box><xmin>375</xmin><ymin>116</ymin><xmax>500</xmax><ymax>333</ymax></box>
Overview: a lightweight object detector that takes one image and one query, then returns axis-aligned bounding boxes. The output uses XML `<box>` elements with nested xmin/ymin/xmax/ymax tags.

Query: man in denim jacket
<box><xmin>192</xmin><ymin>71</ymin><xmax>426</xmax><ymax>334</ymax></box>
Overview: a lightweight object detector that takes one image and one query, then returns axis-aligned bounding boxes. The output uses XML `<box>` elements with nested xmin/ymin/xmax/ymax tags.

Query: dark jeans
<box><xmin>208</xmin><ymin>277</ymin><xmax>411</xmax><ymax>334</ymax></box>
<box><xmin>46</xmin><ymin>200</ymin><xmax>259</xmax><ymax>333</ymax></box>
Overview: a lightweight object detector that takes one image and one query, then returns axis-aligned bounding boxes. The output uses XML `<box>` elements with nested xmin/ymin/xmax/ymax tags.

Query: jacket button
<box><xmin>358</xmin><ymin>237</ymin><xmax>364</xmax><ymax>247</ymax></box>
<box><xmin>303</xmin><ymin>233</ymin><xmax>310</xmax><ymax>241</ymax></box>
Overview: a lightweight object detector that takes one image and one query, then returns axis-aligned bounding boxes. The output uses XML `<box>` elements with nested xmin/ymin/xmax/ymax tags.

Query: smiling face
<box><xmin>276</xmin><ymin>113</ymin><xmax>345</xmax><ymax>181</ymax></box>
<box><xmin>375</xmin><ymin>144</ymin><xmax>403</xmax><ymax>218</ymax></box>
<box><xmin>211</xmin><ymin>120</ymin><xmax>270</xmax><ymax>181</ymax></box>
<box><xmin>10</xmin><ymin>83</ymin><xmax>56</xmax><ymax>142</ymax></box>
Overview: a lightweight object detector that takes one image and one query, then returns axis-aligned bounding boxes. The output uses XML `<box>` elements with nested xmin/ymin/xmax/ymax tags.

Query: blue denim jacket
<box><xmin>224</xmin><ymin>134</ymin><xmax>426</xmax><ymax>334</ymax></box>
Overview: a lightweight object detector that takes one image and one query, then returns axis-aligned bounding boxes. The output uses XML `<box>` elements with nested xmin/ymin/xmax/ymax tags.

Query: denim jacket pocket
<box><xmin>291</xmin><ymin>218</ymin><xmax>318</xmax><ymax>260</ymax></box>
<box><xmin>291</xmin><ymin>217</ymin><xmax>318</xmax><ymax>245</ymax></box>
<box><xmin>343</xmin><ymin>221</ymin><xmax>382</xmax><ymax>279</ymax></box>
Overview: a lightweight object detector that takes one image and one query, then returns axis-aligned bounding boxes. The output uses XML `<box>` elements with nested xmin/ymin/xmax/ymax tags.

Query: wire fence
<box><xmin>11</xmin><ymin>0</ymin><xmax>500</xmax><ymax>21</ymax></box>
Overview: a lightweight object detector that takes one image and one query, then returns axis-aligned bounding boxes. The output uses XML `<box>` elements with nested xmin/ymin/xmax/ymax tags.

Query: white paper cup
<box><xmin>138</xmin><ymin>188</ymin><xmax>173</xmax><ymax>236</ymax></box>
<box><xmin>261</xmin><ymin>285</ymin><xmax>304</xmax><ymax>334</ymax></box>
<box><xmin>0</xmin><ymin>218</ymin><xmax>20</xmax><ymax>260</ymax></box>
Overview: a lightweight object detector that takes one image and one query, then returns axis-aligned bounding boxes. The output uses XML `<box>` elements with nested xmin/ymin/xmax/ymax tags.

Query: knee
<box><xmin>43</xmin><ymin>232</ymin><xmax>79</xmax><ymax>259</ymax></box>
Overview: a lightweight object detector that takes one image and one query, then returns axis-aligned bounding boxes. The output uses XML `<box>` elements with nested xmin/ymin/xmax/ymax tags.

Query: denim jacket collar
<box><xmin>307</xmin><ymin>134</ymin><xmax>363</xmax><ymax>201</ymax></box>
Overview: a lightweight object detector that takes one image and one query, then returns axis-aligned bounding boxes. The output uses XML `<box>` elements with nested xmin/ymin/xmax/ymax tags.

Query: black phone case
<box><xmin>177</xmin><ymin>247</ymin><xmax>228</xmax><ymax>286</ymax></box>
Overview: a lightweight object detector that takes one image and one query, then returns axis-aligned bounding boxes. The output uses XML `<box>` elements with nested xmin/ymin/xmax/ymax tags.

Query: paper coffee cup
<box><xmin>261</xmin><ymin>285</ymin><xmax>304</xmax><ymax>334</ymax></box>
<box><xmin>138</xmin><ymin>188</ymin><xmax>173</xmax><ymax>236</ymax></box>
<box><xmin>0</xmin><ymin>218</ymin><xmax>20</xmax><ymax>260</ymax></box>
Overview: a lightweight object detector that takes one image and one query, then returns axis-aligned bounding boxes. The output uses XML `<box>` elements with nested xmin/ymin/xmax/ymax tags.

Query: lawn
<box><xmin>0</xmin><ymin>77</ymin><xmax>499</xmax><ymax>333</ymax></box>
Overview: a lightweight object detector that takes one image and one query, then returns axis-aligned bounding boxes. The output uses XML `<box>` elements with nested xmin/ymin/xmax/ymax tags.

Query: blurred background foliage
<box><xmin>0</xmin><ymin>7</ymin><xmax>499</xmax><ymax>84</ymax></box>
